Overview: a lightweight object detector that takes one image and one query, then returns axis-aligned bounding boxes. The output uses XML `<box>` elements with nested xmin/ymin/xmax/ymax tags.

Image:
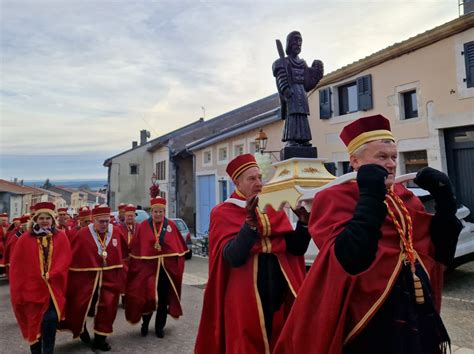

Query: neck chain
<box><xmin>95</xmin><ymin>228</ymin><xmax>108</xmax><ymax>267</ymax></box>
<box><xmin>385</xmin><ymin>189</ymin><xmax>424</xmax><ymax>304</ymax></box>
<box><xmin>152</xmin><ymin>221</ymin><xmax>163</xmax><ymax>251</ymax></box>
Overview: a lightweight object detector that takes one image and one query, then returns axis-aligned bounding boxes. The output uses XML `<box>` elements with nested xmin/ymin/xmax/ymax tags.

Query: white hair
<box><xmin>351</xmin><ymin>139</ymin><xmax>395</xmax><ymax>158</ymax></box>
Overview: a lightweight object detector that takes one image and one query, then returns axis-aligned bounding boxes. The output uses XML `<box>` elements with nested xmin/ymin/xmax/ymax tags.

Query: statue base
<box><xmin>280</xmin><ymin>146</ymin><xmax>317</xmax><ymax>160</ymax></box>
<box><xmin>259</xmin><ymin>157</ymin><xmax>335</xmax><ymax>209</ymax></box>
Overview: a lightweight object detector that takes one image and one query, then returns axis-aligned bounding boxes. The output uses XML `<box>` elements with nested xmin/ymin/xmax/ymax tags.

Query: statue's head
<box><xmin>285</xmin><ymin>31</ymin><xmax>302</xmax><ymax>56</ymax></box>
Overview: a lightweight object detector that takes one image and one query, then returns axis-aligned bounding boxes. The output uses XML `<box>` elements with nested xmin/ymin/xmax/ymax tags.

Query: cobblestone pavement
<box><xmin>1</xmin><ymin>257</ymin><xmax>473</xmax><ymax>353</ymax></box>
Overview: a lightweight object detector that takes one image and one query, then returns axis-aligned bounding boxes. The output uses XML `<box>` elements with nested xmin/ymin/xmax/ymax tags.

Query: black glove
<box><xmin>414</xmin><ymin>167</ymin><xmax>452</xmax><ymax>196</ymax></box>
<box><xmin>414</xmin><ymin>167</ymin><xmax>456</xmax><ymax>215</ymax></box>
<box><xmin>357</xmin><ymin>164</ymin><xmax>388</xmax><ymax>199</ymax></box>
<box><xmin>245</xmin><ymin>195</ymin><xmax>259</xmax><ymax>229</ymax></box>
<box><xmin>292</xmin><ymin>206</ymin><xmax>310</xmax><ymax>225</ymax></box>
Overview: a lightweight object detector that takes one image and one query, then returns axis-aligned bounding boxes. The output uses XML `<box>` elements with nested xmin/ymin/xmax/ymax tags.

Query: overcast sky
<box><xmin>0</xmin><ymin>0</ymin><xmax>460</xmax><ymax>180</ymax></box>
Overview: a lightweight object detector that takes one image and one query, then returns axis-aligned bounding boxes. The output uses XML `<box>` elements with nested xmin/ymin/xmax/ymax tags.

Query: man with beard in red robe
<box><xmin>9</xmin><ymin>202</ymin><xmax>71</xmax><ymax>354</ymax></box>
<box><xmin>125</xmin><ymin>197</ymin><xmax>188</xmax><ymax>338</ymax></box>
<box><xmin>274</xmin><ymin>115</ymin><xmax>462</xmax><ymax>354</ymax></box>
<box><xmin>195</xmin><ymin>154</ymin><xmax>311</xmax><ymax>354</ymax></box>
<box><xmin>61</xmin><ymin>205</ymin><xmax>125</xmax><ymax>351</ymax></box>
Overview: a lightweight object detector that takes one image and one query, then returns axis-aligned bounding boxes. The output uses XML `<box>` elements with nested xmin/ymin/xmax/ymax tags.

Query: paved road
<box><xmin>1</xmin><ymin>257</ymin><xmax>473</xmax><ymax>353</ymax></box>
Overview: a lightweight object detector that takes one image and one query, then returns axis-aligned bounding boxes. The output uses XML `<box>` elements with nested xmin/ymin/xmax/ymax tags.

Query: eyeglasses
<box><xmin>96</xmin><ymin>220</ymin><xmax>109</xmax><ymax>224</ymax></box>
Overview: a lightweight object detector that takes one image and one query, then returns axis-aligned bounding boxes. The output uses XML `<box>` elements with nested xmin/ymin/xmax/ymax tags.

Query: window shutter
<box><xmin>464</xmin><ymin>41</ymin><xmax>474</xmax><ymax>88</ymax></box>
<box><xmin>319</xmin><ymin>88</ymin><xmax>331</xmax><ymax>119</ymax></box>
<box><xmin>357</xmin><ymin>74</ymin><xmax>373</xmax><ymax>111</ymax></box>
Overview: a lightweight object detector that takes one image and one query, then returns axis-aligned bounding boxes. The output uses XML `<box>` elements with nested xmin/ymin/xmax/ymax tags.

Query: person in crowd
<box><xmin>195</xmin><ymin>153</ymin><xmax>311</xmax><ymax>353</ymax></box>
<box><xmin>9</xmin><ymin>202</ymin><xmax>71</xmax><ymax>354</ymax></box>
<box><xmin>125</xmin><ymin>197</ymin><xmax>188</xmax><ymax>338</ymax></box>
<box><xmin>274</xmin><ymin>115</ymin><xmax>462</xmax><ymax>354</ymax></box>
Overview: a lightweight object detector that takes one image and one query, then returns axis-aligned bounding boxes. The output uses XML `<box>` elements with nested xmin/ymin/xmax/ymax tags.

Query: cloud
<box><xmin>1</xmin><ymin>0</ymin><xmax>459</xmax><ymax>178</ymax></box>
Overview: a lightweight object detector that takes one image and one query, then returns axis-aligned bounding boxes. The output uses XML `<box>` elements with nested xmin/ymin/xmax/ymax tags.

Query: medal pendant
<box><xmin>154</xmin><ymin>241</ymin><xmax>161</xmax><ymax>251</ymax></box>
<box><xmin>102</xmin><ymin>250</ymin><xmax>108</xmax><ymax>258</ymax></box>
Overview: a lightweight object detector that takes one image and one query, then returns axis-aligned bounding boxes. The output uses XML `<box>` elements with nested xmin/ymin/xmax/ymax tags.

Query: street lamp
<box><xmin>255</xmin><ymin>129</ymin><xmax>268</xmax><ymax>153</ymax></box>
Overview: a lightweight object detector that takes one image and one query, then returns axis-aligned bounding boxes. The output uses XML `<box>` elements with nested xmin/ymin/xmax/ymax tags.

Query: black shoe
<box><xmin>92</xmin><ymin>335</ymin><xmax>111</xmax><ymax>352</ymax></box>
<box><xmin>79</xmin><ymin>329</ymin><xmax>91</xmax><ymax>345</ymax></box>
<box><xmin>155</xmin><ymin>328</ymin><xmax>164</xmax><ymax>338</ymax></box>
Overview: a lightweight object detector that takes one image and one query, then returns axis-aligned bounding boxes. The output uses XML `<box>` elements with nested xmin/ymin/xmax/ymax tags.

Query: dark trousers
<box><xmin>142</xmin><ymin>267</ymin><xmax>171</xmax><ymax>330</ymax></box>
<box><xmin>30</xmin><ymin>300</ymin><xmax>58</xmax><ymax>354</ymax></box>
<box><xmin>257</xmin><ymin>254</ymin><xmax>286</xmax><ymax>341</ymax></box>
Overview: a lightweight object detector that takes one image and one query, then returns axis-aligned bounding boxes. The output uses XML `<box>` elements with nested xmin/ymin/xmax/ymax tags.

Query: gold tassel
<box><xmin>413</xmin><ymin>273</ymin><xmax>424</xmax><ymax>304</ymax></box>
<box><xmin>42</xmin><ymin>237</ymin><xmax>48</xmax><ymax>248</ymax></box>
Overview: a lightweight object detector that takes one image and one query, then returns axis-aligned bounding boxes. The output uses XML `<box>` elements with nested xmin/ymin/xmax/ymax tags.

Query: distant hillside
<box><xmin>25</xmin><ymin>179</ymin><xmax>107</xmax><ymax>191</ymax></box>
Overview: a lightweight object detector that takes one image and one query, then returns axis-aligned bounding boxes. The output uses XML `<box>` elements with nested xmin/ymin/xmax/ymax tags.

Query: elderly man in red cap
<box><xmin>61</xmin><ymin>205</ymin><xmax>125</xmax><ymax>351</ymax></box>
<box><xmin>274</xmin><ymin>114</ymin><xmax>462</xmax><ymax>354</ymax></box>
<box><xmin>195</xmin><ymin>153</ymin><xmax>311</xmax><ymax>354</ymax></box>
<box><xmin>9</xmin><ymin>202</ymin><xmax>72</xmax><ymax>354</ymax></box>
<box><xmin>125</xmin><ymin>197</ymin><xmax>188</xmax><ymax>338</ymax></box>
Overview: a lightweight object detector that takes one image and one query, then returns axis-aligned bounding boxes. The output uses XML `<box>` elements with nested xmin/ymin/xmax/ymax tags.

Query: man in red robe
<box><xmin>0</xmin><ymin>212</ymin><xmax>10</xmax><ymax>274</ymax></box>
<box><xmin>61</xmin><ymin>205</ymin><xmax>125</xmax><ymax>351</ymax></box>
<box><xmin>56</xmin><ymin>207</ymin><xmax>71</xmax><ymax>232</ymax></box>
<box><xmin>125</xmin><ymin>197</ymin><xmax>188</xmax><ymax>338</ymax></box>
<box><xmin>274</xmin><ymin>115</ymin><xmax>462</xmax><ymax>354</ymax></box>
<box><xmin>118</xmin><ymin>205</ymin><xmax>136</xmax><ymax>294</ymax></box>
<box><xmin>195</xmin><ymin>154</ymin><xmax>311</xmax><ymax>354</ymax></box>
<box><xmin>9</xmin><ymin>202</ymin><xmax>71</xmax><ymax>354</ymax></box>
<box><xmin>68</xmin><ymin>206</ymin><xmax>92</xmax><ymax>240</ymax></box>
<box><xmin>4</xmin><ymin>215</ymin><xmax>30</xmax><ymax>277</ymax></box>
<box><xmin>117</xmin><ymin>203</ymin><xmax>127</xmax><ymax>225</ymax></box>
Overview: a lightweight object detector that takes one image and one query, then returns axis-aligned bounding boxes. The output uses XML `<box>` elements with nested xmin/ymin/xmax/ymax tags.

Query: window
<box><xmin>401</xmin><ymin>90</ymin><xmax>418</xmax><ymax>119</ymax></box>
<box><xmin>403</xmin><ymin>150</ymin><xmax>428</xmax><ymax>187</ymax></box>
<box><xmin>219</xmin><ymin>180</ymin><xmax>228</xmax><ymax>202</ymax></box>
<box><xmin>130</xmin><ymin>164</ymin><xmax>139</xmax><ymax>175</ymax></box>
<box><xmin>319</xmin><ymin>88</ymin><xmax>332</xmax><ymax>119</ymax></box>
<box><xmin>218</xmin><ymin>147</ymin><xmax>228</xmax><ymax>162</ymax></box>
<box><xmin>464</xmin><ymin>41</ymin><xmax>474</xmax><ymax>88</ymax></box>
<box><xmin>249</xmin><ymin>142</ymin><xmax>258</xmax><ymax>154</ymax></box>
<box><xmin>338</xmin><ymin>82</ymin><xmax>358</xmax><ymax>115</ymax></box>
<box><xmin>155</xmin><ymin>161</ymin><xmax>166</xmax><ymax>180</ymax></box>
<box><xmin>320</xmin><ymin>74</ymin><xmax>372</xmax><ymax>119</ymax></box>
<box><xmin>234</xmin><ymin>144</ymin><xmax>244</xmax><ymax>156</ymax></box>
<box><xmin>159</xmin><ymin>191</ymin><xmax>166</xmax><ymax>199</ymax></box>
<box><xmin>203</xmin><ymin>150</ymin><xmax>212</xmax><ymax>165</ymax></box>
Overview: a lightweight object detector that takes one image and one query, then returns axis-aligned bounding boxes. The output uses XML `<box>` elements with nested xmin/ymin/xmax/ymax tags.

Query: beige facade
<box><xmin>308</xmin><ymin>16</ymin><xmax>474</xmax><ymax>177</ymax></box>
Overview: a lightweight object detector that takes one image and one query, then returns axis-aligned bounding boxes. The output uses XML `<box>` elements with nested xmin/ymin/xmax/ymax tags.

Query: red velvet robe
<box><xmin>274</xmin><ymin>182</ymin><xmax>444</xmax><ymax>354</ymax></box>
<box><xmin>125</xmin><ymin>217</ymin><xmax>188</xmax><ymax>324</ymax></box>
<box><xmin>9</xmin><ymin>230</ymin><xmax>72</xmax><ymax>344</ymax></box>
<box><xmin>0</xmin><ymin>224</ymin><xmax>9</xmax><ymax>270</ymax></box>
<box><xmin>118</xmin><ymin>222</ymin><xmax>136</xmax><ymax>293</ymax></box>
<box><xmin>195</xmin><ymin>192</ymin><xmax>307</xmax><ymax>354</ymax></box>
<box><xmin>3</xmin><ymin>226</ymin><xmax>21</xmax><ymax>277</ymax></box>
<box><xmin>60</xmin><ymin>224</ymin><xmax>124</xmax><ymax>337</ymax></box>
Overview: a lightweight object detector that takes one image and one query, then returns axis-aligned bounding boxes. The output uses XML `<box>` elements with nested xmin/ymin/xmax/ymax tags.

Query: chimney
<box><xmin>464</xmin><ymin>0</ymin><xmax>474</xmax><ymax>14</ymax></box>
<box><xmin>140</xmin><ymin>130</ymin><xmax>150</xmax><ymax>145</ymax></box>
<box><xmin>132</xmin><ymin>141</ymin><xmax>138</xmax><ymax>148</ymax></box>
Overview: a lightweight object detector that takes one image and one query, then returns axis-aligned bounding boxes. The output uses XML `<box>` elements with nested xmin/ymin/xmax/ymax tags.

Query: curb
<box><xmin>452</xmin><ymin>346</ymin><xmax>474</xmax><ymax>353</ymax></box>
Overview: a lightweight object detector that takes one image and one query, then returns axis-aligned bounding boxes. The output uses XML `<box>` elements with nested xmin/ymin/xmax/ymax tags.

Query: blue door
<box><xmin>197</xmin><ymin>175</ymin><xmax>216</xmax><ymax>235</ymax></box>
